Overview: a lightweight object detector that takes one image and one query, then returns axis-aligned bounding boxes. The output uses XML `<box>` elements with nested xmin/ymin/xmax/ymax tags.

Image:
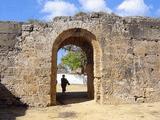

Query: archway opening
<box><xmin>51</xmin><ymin>28</ymin><xmax>101</xmax><ymax>105</ymax></box>
<box><xmin>56</xmin><ymin>43</ymin><xmax>92</xmax><ymax>105</ymax></box>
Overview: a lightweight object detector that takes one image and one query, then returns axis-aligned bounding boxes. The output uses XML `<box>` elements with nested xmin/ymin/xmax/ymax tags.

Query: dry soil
<box><xmin>0</xmin><ymin>85</ymin><xmax>160</xmax><ymax>120</ymax></box>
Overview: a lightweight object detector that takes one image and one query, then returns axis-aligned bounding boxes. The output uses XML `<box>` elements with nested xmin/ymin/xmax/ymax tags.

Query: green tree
<box><xmin>61</xmin><ymin>46</ymin><xmax>87</xmax><ymax>73</ymax></box>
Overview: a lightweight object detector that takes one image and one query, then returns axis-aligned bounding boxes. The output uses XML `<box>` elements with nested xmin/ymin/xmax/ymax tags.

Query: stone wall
<box><xmin>0</xmin><ymin>13</ymin><xmax>160</xmax><ymax>107</ymax></box>
<box><xmin>100</xmin><ymin>16</ymin><xmax>160</xmax><ymax>104</ymax></box>
<box><xmin>0</xmin><ymin>22</ymin><xmax>22</xmax><ymax>106</ymax></box>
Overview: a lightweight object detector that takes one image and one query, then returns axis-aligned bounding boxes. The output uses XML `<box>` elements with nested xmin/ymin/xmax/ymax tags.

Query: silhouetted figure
<box><xmin>61</xmin><ymin>75</ymin><xmax>70</xmax><ymax>93</ymax></box>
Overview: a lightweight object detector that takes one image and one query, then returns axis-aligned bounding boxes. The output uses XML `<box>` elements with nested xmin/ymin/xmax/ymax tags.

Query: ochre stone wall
<box><xmin>0</xmin><ymin>12</ymin><xmax>160</xmax><ymax>107</ymax></box>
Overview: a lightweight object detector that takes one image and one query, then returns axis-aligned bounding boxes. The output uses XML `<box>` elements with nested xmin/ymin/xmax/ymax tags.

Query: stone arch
<box><xmin>51</xmin><ymin>28</ymin><xmax>102</xmax><ymax>105</ymax></box>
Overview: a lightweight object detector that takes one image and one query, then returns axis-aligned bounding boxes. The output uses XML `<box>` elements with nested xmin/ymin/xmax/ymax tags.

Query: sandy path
<box><xmin>14</xmin><ymin>101</ymin><xmax>160</xmax><ymax>120</ymax></box>
<box><xmin>0</xmin><ymin>85</ymin><xmax>160</xmax><ymax>120</ymax></box>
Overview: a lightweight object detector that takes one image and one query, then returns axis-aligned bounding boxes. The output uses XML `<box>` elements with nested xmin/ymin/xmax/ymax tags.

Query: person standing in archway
<box><xmin>61</xmin><ymin>75</ymin><xmax>70</xmax><ymax>93</ymax></box>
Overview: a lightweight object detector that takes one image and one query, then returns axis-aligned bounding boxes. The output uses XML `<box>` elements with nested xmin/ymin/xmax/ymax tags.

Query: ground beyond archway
<box><xmin>51</xmin><ymin>28</ymin><xmax>101</xmax><ymax>105</ymax></box>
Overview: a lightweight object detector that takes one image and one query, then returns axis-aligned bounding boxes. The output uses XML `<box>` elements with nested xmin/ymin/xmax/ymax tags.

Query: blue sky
<box><xmin>0</xmin><ymin>0</ymin><xmax>160</xmax><ymax>21</ymax></box>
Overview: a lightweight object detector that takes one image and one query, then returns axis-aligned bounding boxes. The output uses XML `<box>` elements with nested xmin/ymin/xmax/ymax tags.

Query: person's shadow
<box><xmin>0</xmin><ymin>83</ymin><xmax>27</xmax><ymax>120</ymax></box>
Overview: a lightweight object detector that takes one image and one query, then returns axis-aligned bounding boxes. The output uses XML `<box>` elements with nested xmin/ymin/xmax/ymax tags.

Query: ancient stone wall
<box><xmin>0</xmin><ymin>22</ymin><xmax>22</xmax><ymax>106</ymax></box>
<box><xmin>0</xmin><ymin>13</ymin><xmax>160</xmax><ymax>107</ymax></box>
<box><xmin>100</xmin><ymin>16</ymin><xmax>160</xmax><ymax>104</ymax></box>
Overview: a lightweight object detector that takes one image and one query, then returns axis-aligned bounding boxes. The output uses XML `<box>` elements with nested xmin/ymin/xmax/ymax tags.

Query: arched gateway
<box><xmin>51</xmin><ymin>28</ymin><xmax>102</xmax><ymax>105</ymax></box>
<box><xmin>1</xmin><ymin>13</ymin><xmax>160</xmax><ymax>107</ymax></box>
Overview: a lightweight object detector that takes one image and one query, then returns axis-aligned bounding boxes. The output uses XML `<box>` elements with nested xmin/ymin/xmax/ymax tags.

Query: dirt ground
<box><xmin>0</xmin><ymin>85</ymin><xmax>160</xmax><ymax>120</ymax></box>
<box><xmin>56</xmin><ymin>84</ymin><xmax>87</xmax><ymax>92</ymax></box>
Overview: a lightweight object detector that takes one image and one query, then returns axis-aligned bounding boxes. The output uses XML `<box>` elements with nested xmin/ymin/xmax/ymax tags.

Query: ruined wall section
<box><xmin>100</xmin><ymin>16</ymin><xmax>160</xmax><ymax>104</ymax></box>
<box><xmin>0</xmin><ymin>22</ymin><xmax>21</xmax><ymax>73</ymax></box>
<box><xmin>0</xmin><ymin>22</ymin><xmax>51</xmax><ymax>107</ymax></box>
<box><xmin>11</xmin><ymin>23</ymin><xmax>52</xmax><ymax>107</ymax></box>
<box><xmin>0</xmin><ymin>22</ymin><xmax>22</xmax><ymax>106</ymax></box>
<box><xmin>0</xmin><ymin>13</ymin><xmax>160</xmax><ymax>107</ymax></box>
<box><xmin>130</xmin><ymin>18</ymin><xmax>160</xmax><ymax>103</ymax></box>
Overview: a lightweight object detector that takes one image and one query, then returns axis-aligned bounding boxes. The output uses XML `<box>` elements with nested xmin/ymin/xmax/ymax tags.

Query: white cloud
<box><xmin>117</xmin><ymin>0</ymin><xmax>150</xmax><ymax>16</ymax></box>
<box><xmin>79</xmin><ymin>0</ymin><xmax>111</xmax><ymax>13</ymax></box>
<box><xmin>42</xmin><ymin>0</ymin><xmax>78</xmax><ymax>20</ymax></box>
